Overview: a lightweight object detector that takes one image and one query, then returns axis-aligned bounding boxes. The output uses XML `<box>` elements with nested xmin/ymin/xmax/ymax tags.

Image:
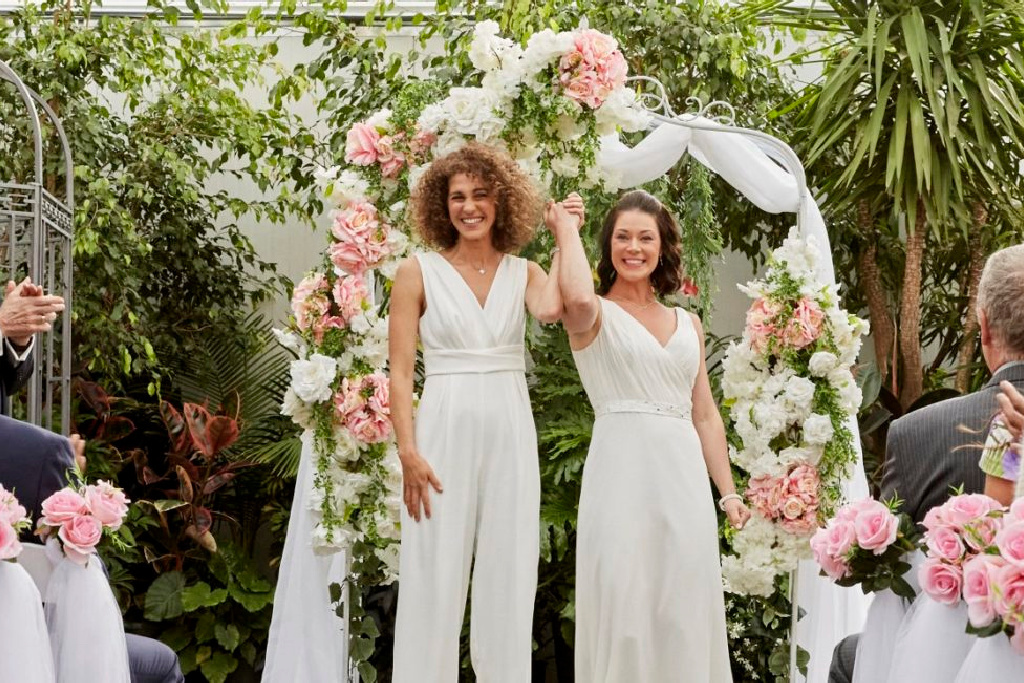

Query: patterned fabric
<box><xmin>979</xmin><ymin>414</ymin><xmax>1023</xmax><ymax>497</ymax></box>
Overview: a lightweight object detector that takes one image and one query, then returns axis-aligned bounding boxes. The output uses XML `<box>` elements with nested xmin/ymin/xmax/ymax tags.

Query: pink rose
<box><xmin>922</xmin><ymin>504</ymin><xmax>950</xmax><ymax>532</ymax></box>
<box><xmin>993</xmin><ymin>564</ymin><xmax>1024</xmax><ymax>619</ymax></box>
<box><xmin>784</xmin><ymin>298</ymin><xmax>825</xmax><ymax>350</ymax></box>
<box><xmin>925</xmin><ymin>525</ymin><xmax>966</xmax><ymax>563</ymax></box>
<box><xmin>334</xmin><ymin>379</ymin><xmax>366</xmax><ymax>420</ymax></box>
<box><xmin>344</xmin><ymin>122</ymin><xmax>380</xmax><ymax>166</ymax></box>
<box><xmin>787</xmin><ymin>464</ymin><xmax>820</xmax><ymax>496</ymax></box>
<box><xmin>811</xmin><ymin>529</ymin><xmax>851</xmax><ymax>581</ymax></box>
<box><xmin>331</xmin><ymin>202</ymin><xmax>380</xmax><ymax>242</ymax></box>
<box><xmin>964</xmin><ymin>516</ymin><xmax>1001</xmax><ymax>552</ymax></box>
<box><xmin>408</xmin><ymin>128</ymin><xmax>436</xmax><ymax>158</ymax></box>
<box><xmin>84</xmin><ymin>481</ymin><xmax>129</xmax><ymax>530</ymax></box>
<box><xmin>41</xmin><ymin>488</ymin><xmax>89</xmax><ymax>527</ymax></box>
<box><xmin>291</xmin><ymin>273</ymin><xmax>330</xmax><ymax>334</ymax></box>
<box><xmin>919</xmin><ymin>558</ymin><xmax>963</xmax><ymax>605</ymax></box>
<box><xmin>745</xmin><ymin>297</ymin><xmax>781</xmax><ymax>353</ymax></box>
<box><xmin>963</xmin><ymin>555</ymin><xmax>1003</xmax><ymax>627</ymax></box>
<box><xmin>997</xmin><ymin>521</ymin><xmax>1024</xmax><ymax>568</ymax></box>
<box><xmin>780</xmin><ymin>509</ymin><xmax>818</xmax><ymax>535</ymax></box>
<box><xmin>782</xmin><ymin>496</ymin><xmax>807</xmax><ymax>521</ymax></box>
<box><xmin>0</xmin><ymin>499</ymin><xmax>26</xmax><ymax>527</ymax></box>
<box><xmin>0</xmin><ymin>521</ymin><xmax>22</xmax><ymax>561</ymax></box>
<box><xmin>346</xmin><ymin>410</ymin><xmax>391</xmax><ymax>444</ymax></box>
<box><xmin>823</xmin><ymin>520</ymin><xmax>858</xmax><ymax>558</ymax></box>
<box><xmin>363</xmin><ymin>373</ymin><xmax>390</xmax><ymax>416</ymax></box>
<box><xmin>333</xmin><ymin>276</ymin><xmax>368</xmax><ymax>324</ymax></box>
<box><xmin>944</xmin><ymin>494</ymin><xmax>1002</xmax><ymax>528</ymax></box>
<box><xmin>374</xmin><ymin>135</ymin><xmax>405</xmax><ymax>178</ymax></box>
<box><xmin>57</xmin><ymin>514</ymin><xmax>103</xmax><ymax>565</ymax></box>
<box><xmin>853</xmin><ymin>499</ymin><xmax>899</xmax><ymax>553</ymax></box>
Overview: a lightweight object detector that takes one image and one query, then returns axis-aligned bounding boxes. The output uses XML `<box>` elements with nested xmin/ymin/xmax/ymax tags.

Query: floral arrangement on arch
<box><xmin>0</xmin><ymin>485</ymin><xmax>31</xmax><ymax>561</ymax></box>
<box><xmin>37</xmin><ymin>480</ymin><xmax>130</xmax><ymax>566</ymax></box>
<box><xmin>278</xmin><ymin>20</ymin><xmax>651</xmax><ymax>587</ymax></box>
<box><xmin>719</xmin><ymin>228</ymin><xmax>869</xmax><ymax>596</ymax></box>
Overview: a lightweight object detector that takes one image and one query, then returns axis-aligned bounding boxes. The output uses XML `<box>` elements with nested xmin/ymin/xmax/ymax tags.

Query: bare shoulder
<box><xmin>685</xmin><ymin>310</ymin><xmax>704</xmax><ymax>336</ymax></box>
<box><xmin>392</xmin><ymin>257</ymin><xmax>425</xmax><ymax>309</ymax></box>
<box><xmin>525</xmin><ymin>259</ymin><xmax>546</xmax><ymax>279</ymax></box>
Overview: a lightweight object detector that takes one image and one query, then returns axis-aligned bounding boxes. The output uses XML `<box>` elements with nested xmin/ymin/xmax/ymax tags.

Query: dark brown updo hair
<box><xmin>410</xmin><ymin>142</ymin><xmax>542</xmax><ymax>253</ymax></box>
<box><xmin>596</xmin><ymin>190</ymin><xmax>683</xmax><ymax>296</ymax></box>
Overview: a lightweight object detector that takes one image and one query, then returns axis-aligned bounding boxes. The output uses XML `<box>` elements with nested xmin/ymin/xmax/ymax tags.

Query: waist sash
<box><xmin>423</xmin><ymin>345</ymin><xmax>526</xmax><ymax>376</ymax></box>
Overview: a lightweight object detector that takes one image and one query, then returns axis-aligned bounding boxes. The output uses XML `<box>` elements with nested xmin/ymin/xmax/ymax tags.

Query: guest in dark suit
<box><xmin>0</xmin><ymin>276</ymin><xmax>65</xmax><ymax>415</ymax></box>
<box><xmin>0</xmin><ymin>415</ymin><xmax>184</xmax><ymax>683</ymax></box>
<box><xmin>830</xmin><ymin>244</ymin><xmax>1024</xmax><ymax>683</ymax></box>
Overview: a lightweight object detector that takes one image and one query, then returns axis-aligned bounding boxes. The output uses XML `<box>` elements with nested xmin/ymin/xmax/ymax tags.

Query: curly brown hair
<box><xmin>596</xmin><ymin>190</ymin><xmax>683</xmax><ymax>297</ymax></box>
<box><xmin>410</xmin><ymin>142</ymin><xmax>542</xmax><ymax>253</ymax></box>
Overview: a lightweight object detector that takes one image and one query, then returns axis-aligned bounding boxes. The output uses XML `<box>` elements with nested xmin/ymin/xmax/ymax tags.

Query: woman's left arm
<box><xmin>689</xmin><ymin>312</ymin><xmax>750</xmax><ymax>529</ymax></box>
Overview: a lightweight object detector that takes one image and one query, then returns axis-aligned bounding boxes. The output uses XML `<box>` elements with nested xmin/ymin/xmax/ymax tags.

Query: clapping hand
<box><xmin>0</xmin><ymin>277</ymin><xmax>65</xmax><ymax>347</ymax></box>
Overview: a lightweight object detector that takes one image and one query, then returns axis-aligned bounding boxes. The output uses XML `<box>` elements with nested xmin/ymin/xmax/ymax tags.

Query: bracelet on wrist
<box><xmin>718</xmin><ymin>493</ymin><xmax>743</xmax><ymax>512</ymax></box>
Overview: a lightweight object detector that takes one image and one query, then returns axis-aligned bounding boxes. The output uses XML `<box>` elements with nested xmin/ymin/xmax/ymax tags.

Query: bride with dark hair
<box><xmin>551</xmin><ymin>189</ymin><xmax>748</xmax><ymax>682</ymax></box>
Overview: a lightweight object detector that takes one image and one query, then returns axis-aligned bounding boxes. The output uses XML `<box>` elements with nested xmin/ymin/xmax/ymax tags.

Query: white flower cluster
<box><xmin>414</xmin><ymin>20</ymin><xmax>650</xmax><ymax>188</ymax></box>
<box><xmin>720</xmin><ymin>229</ymin><xmax>868</xmax><ymax>595</ymax></box>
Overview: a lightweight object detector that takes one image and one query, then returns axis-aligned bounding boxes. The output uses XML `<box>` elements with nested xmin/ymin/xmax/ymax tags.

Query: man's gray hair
<box><xmin>978</xmin><ymin>244</ymin><xmax>1024</xmax><ymax>356</ymax></box>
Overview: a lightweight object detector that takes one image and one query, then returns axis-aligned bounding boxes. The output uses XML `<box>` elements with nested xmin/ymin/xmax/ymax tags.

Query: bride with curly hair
<box><xmin>388</xmin><ymin>141</ymin><xmax>582</xmax><ymax>682</ymax></box>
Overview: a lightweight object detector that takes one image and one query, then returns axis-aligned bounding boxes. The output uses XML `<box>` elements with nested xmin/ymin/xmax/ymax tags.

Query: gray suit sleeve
<box><xmin>880</xmin><ymin>418</ymin><xmax>909</xmax><ymax>514</ymax></box>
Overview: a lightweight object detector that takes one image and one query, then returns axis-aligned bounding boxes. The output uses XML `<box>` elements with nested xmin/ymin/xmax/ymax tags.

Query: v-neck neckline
<box><xmin>436</xmin><ymin>252</ymin><xmax>508</xmax><ymax>311</ymax></box>
<box><xmin>604</xmin><ymin>298</ymin><xmax>681</xmax><ymax>350</ymax></box>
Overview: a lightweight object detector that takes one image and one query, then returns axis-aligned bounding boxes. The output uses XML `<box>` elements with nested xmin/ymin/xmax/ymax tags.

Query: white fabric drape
<box><xmin>263</xmin><ymin>431</ymin><xmax>350</xmax><ymax>683</ymax></box>
<box><xmin>0</xmin><ymin>560</ymin><xmax>55</xmax><ymax>683</ymax></box>
<box><xmin>44</xmin><ymin>543</ymin><xmax>130</xmax><ymax>683</ymax></box>
<box><xmin>600</xmin><ymin>119</ymin><xmax>869</xmax><ymax>682</ymax></box>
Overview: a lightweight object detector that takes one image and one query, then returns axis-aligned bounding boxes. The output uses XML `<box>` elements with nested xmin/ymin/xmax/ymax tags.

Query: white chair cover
<box><xmin>44</xmin><ymin>541</ymin><xmax>130</xmax><ymax>683</ymax></box>
<box><xmin>0</xmin><ymin>561</ymin><xmax>55</xmax><ymax>683</ymax></box>
<box><xmin>886</xmin><ymin>598</ymin><xmax>973</xmax><ymax>683</ymax></box>
<box><xmin>853</xmin><ymin>550</ymin><xmax>925</xmax><ymax>683</ymax></box>
<box><xmin>954</xmin><ymin>634</ymin><xmax>1024</xmax><ymax>682</ymax></box>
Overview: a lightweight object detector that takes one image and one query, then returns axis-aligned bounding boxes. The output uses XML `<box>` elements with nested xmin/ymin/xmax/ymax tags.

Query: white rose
<box><xmin>443</xmin><ymin>88</ymin><xmax>500</xmax><ymax>136</ymax></box>
<box><xmin>468</xmin><ymin>20</ymin><xmax>503</xmax><ymax>71</ymax></box>
<box><xmin>550</xmin><ymin>154</ymin><xmax>580</xmax><ymax>178</ymax></box>
<box><xmin>481</xmin><ymin>63</ymin><xmax>524</xmax><ymax>98</ymax></box>
<box><xmin>783</xmin><ymin>376</ymin><xmax>816</xmax><ymax>414</ymax></box>
<box><xmin>333</xmin><ymin>427</ymin><xmax>361</xmax><ymax>462</ymax></box>
<box><xmin>595</xmin><ymin>88</ymin><xmax>651</xmax><ymax>134</ymax></box>
<box><xmin>432</xmin><ymin>131</ymin><xmax>467</xmax><ymax>158</ymax></box>
<box><xmin>280</xmin><ymin>388</ymin><xmax>315</xmax><ymax>430</ymax></box>
<box><xmin>803</xmin><ymin>413</ymin><xmax>835</xmax><ymax>445</ymax></box>
<box><xmin>516</xmin><ymin>155</ymin><xmax>543</xmax><ymax>180</ymax></box>
<box><xmin>809</xmin><ymin>351</ymin><xmax>839</xmax><ymax>377</ymax></box>
<box><xmin>335</xmin><ymin>471</ymin><xmax>373</xmax><ymax>503</ymax></box>
<box><xmin>417</xmin><ymin>103</ymin><xmax>447</xmax><ymax>135</ymax></box>
<box><xmin>290</xmin><ymin>354</ymin><xmax>337</xmax><ymax>403</ymax></box>
<box><xmin>349</xmin><ymin>312</ymin><xmax>372</xmax><ymax>335</ymax></box>
<box><xmin>328</xmin><ymin>169</ymin><xmax>370</xmax><ymax>207</ymax></box>
<box><xmin>778</xmin><ymin>445</ymin><xmax>824</xmax><ymax>466</ymax></box>
<box><xmin>521</xmin><ymin>29</ymin><xmax>574</xmax><ymax>79</ymax></box>
<box><xmin>335</xmin><ymin>350</ymin><xmax>355</xmax><ymax>376</ymax></box>
<box><xmin>377</xmin><ymin>543</ymin><xmax>401</xmax><ymax>584</ymax></box>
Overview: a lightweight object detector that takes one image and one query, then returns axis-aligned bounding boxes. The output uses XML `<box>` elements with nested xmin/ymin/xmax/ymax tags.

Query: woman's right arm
<box><xmin>548</xmin><ymin>202</ymin><xmax>600</xmax><ymax>343</ymax></box>
<box><xmin>388</xmin><ymin>258</ymin><xmax>442</xmax><ymax>522</ymax></box>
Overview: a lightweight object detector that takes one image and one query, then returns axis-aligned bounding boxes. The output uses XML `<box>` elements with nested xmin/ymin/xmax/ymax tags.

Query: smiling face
<box><xmin>609</xmin><ymin>209</ymin><xmax>661</xmax><ymax>284</ymax></box>
<box><xmin>446</xmin><ymin>173</ymin><xmax>497</xmax><ymax>244</ymax></box>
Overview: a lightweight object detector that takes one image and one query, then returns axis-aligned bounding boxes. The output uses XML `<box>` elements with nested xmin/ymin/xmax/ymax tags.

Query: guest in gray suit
<box><xmin>829</xmin><ymin>243</ymin><xmax>1024</xmax><ymax>683</ymax></box>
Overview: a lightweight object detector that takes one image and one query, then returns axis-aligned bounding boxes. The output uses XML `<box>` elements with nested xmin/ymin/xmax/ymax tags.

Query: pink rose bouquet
<box><xmin>938</xmin><ymin>498</ymin><xmax>1024</xmax><ymax>653</ymax></box>
<box><xmin>328</xmin><ymin>200</ymin><xmax>392</xmax><ymax>276</ymax></box>
<box><xmin>37</xmin><ymin>481</ymin><xmax>130</xmax><ymax>566</ymax></box>
<box><xmin>811</xmin><ymin>497</ymin><xmax>918</xmax><ymax>598</ymax></box>
<box><xmin>918</xmin><ymin>493</ymin><xmax>1005</xmax><ymax>606</ymax></box>
<box><xmin>746</xmin><ymin>463</ymin><xmax>821</xmax><ymax>535</ymax></box>
<box><xmin>0</xmin><ymin>485</ymin><xmax>30</xmax><ymax>561</ymax></box>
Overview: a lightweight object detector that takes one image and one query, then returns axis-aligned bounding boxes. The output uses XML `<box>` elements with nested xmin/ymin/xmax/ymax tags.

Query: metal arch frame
<box><xmin>0</xmin><ymin>58</ymin><xmax>75</xmax><ymax>434</ymax></box>
<box><xmin>628</xmin><ymin>74</ymin><xmax>810</xmax><ymax>682</ymax></box>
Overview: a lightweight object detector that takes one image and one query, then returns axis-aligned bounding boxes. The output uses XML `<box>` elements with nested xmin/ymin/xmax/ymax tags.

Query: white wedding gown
<box><xmin>572</xmin><ymin>299</ymin><xmax>732</xmax><ymax>682</ymax></box>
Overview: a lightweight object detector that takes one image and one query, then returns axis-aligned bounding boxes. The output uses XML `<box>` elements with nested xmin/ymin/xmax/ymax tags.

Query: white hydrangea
<box><xmin>280</xmin><ymin>388</ymin><xmax>315</xmax><ymax>431</ymax></box>
<box><xmin>808</xmin><ymin>350</ymin><xmax>839</xmax><ymax>377</ymax></box>
<box><xmin>550</xmin><ymin>154</ymin><xmax>581</xmax><ymax>178</ymax></box>
<box><xmin>469</xmin><ymin>20</ymin><xmax>522</xmax><ymax>74</ymax></box>
<box><xmin>290</xmin><ymin>354</ymin><xmax>338</xmax><ymax>403</ymax></box>
<box><xmin>520</xmin><ymin>29</ymin><xmax>574</xmax><ymax>82</ymax></box>
<box><xmin>595</xmin><ymin>87</ymin><xmax>651</xmax><ymax>135</ymax></box>
<box><xmin>272</xmin><ymin>327</ymin><xmax>305</xmax><ymax>355</ymax></box>
<box><xmin>802</xmin><ymin>413</ymin><xmax>835</xmax><ymax>445</ymax></box>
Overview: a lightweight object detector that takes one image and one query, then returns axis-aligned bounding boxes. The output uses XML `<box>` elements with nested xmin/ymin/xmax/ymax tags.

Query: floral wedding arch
<box><xmin>264</xmin><ymin>20</ymin><xmax>870</xmax><ymax>683</ymax></box>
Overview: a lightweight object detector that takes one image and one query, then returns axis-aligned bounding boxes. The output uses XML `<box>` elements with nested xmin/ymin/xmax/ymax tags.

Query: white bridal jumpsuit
<box><xmin>392</xmin><ymin>252</ymin><xmax>539</xmax><ymax>683</ymax></box>
<box><xmin>572</xmin><ymin>299</ymin><xmax>732</xmax><ymax>682</ymax></box>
